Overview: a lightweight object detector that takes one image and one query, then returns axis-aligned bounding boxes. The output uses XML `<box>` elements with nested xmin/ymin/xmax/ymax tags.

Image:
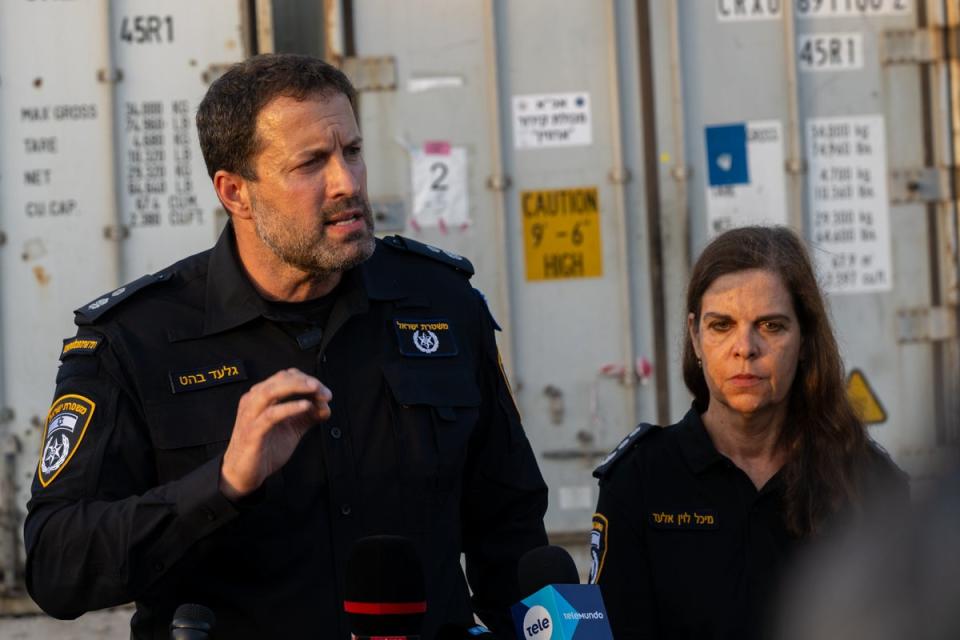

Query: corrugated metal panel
<box><xmin>0</xmin><ymin>0</ymin><xmax>249</xmax><ymax>596</ymax></box>
<box><xmin>0</xmin><ymin>0</ymin><xmax>956</xmax><ymax>594</ymax></box>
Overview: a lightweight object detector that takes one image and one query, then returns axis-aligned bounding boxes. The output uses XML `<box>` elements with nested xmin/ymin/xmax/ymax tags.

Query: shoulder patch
<box><xmin>593</xmin><ymin>423</ymin><xmax>655</xmax><ymax>479</ymax></box>
<box><xmin>589</xmin><ymin>513</ymin><xmax>609</xmax><ymax>584</ymax></box>
<box><xmin>381</xmin><ymin>235</ymin><xmax>475</xmax><ymax>276</ymax></box>
<box><xmin>37</xmin><ymin>394</ymin><xmax>97</xmax><ymax>487</ymax></box>
<box><xmin>74</xmin><ymin>271</ymin><xmax>171</xmax><ymax>325</ymax></box>
<box><xmin>60</xmin><ymin>335</ymin><xmax>103</xmax><ymax>360</ymax></box>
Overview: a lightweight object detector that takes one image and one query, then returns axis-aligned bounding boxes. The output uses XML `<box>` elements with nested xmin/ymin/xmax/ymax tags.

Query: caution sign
<box><xmin>521</xmin><ymin>187</ymin><xmax>603</xmax><ymax>281</ymax></box>
<box><xmin>846</xmin><ymin>368</ymin><xmax>887</xmax><ymax>424</ymax></box>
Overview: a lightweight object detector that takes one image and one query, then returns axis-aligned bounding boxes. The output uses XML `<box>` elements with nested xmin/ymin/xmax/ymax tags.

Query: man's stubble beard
<box><xmin>251</xmin><ymin>194</ymin><xmax>376</xmax><ymax>277</ymax></box>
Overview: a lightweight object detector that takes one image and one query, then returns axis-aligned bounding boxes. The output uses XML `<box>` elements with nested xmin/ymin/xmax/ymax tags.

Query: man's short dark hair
<box><xmin>196</xmin><ymin>53</ymin><xmax>358</xmax><ymax>180</ymax></box>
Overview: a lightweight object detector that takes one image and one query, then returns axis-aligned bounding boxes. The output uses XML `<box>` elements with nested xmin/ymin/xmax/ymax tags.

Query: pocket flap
<box><xmin>150</xmin><ymin>400</ymin><xmax>234</xmax><ymax>449</ymax></box>
<box><xmin>382</xmin><ymin>362</ymin><xmax>481</xmax><ymax>408</ymax></box>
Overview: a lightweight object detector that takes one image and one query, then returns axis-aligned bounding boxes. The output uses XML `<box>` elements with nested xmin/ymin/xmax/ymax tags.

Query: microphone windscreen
<box><xmin>344</xmin><ymin>535</ymin><xmax>426</xmax><ymax>637</ymax></box>
<box><xmin>517</xmin><ymin>545</ymin><xmax>581</xmax><ymax>598</ymax></box>
<box><xmin>170</xmin><ymin>603</ymin><xmax>216</xmax><ymax>638</ymax></box>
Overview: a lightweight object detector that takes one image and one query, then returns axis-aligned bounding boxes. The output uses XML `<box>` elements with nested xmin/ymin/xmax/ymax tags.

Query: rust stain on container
<box><xmin>32</xmin><ymin>266</ymin><xmax>51</xmax><ymax>286</ymax></box>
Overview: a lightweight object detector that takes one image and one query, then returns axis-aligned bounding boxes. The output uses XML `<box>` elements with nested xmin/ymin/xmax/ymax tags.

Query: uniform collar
<box><xmin>359</xmin><ymin>238</ymin><xmax>411</xmax><ymax>302</ymax></box>
<box><xmin>677</xmin><ymin>406</ymin><xmax>787</xmax><ymax>495</ymax></box>
<box><xmin>676</xmin><ymin>406</ymin><xmax>726</xmax><ymax>474</ymax></box>
<box><xmin>202</xmin><ymin>224</ymin><xmax>386</xmax><ymax>337</ymax></box>
<box><xmin>202</xmin><ymin>223</ymin><xmax>271</xmax><ymax>336</ymax></box>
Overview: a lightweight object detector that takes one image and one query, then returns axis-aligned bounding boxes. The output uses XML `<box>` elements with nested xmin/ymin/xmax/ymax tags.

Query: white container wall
<box><xmin>0</xmin><ymin>0</ymin><xmax>249</xmax><ymax>598</ymax></box>
<box><xmin>0</xmin><ymin>0</ymin><xmax>956</xmax><ymax>599</ymax></box>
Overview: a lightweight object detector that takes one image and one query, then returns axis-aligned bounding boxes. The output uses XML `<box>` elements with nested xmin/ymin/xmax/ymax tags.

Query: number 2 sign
<box><xmin>410</xmin><ymin>143</ymin><xmax>469</xmax><ymax>229</ymax></box>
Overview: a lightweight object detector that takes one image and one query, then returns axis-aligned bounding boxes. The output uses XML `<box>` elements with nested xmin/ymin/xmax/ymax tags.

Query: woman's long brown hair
<box><xmin>682</xmin><ymin>226</ymin><xmax>871</xmax><ymax>537</ymax></box>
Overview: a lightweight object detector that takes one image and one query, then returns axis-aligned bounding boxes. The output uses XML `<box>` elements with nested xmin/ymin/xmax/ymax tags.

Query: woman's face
<box><xmin>688</xmin><ymin>268</ymin><xmax>803</xmax><ymax>420</ymax></box>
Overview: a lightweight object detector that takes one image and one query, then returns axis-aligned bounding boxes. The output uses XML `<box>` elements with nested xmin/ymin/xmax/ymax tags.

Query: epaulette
<box><xmin>381</xmin><ymin>235</ymin><xmax>474</xmax><ymax>277</ymax></box>
<box><xmin>593</xmin><ymin>423</ymin><xmax>655</xmax><ymax>479</ymax></box>
<box><xmin>473</xmin><ymin>288</ymin><xmax>501</xmax><ymax>331</ymax></box>
<box><xmin>74</xmin><ymin>271</ymin><xmax>172</xmax><ymax>325</ymax></box>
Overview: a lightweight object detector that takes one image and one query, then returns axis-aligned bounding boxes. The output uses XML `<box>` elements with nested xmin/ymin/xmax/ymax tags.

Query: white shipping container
<box><xmin>1</xmin><ymin>0</ymin><xmax>957</xmax><ymax>609</ymax></box>
<box><xmin>0</xmin><ymin>0</ymin><xmax>250</xmax><ymax>602</ymax></box>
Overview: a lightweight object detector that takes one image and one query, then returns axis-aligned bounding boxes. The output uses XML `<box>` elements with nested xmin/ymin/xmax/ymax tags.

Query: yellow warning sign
<box><xmin>521</xmin><ymin>187</ymin><xmax>603</xmax><ymax>281</ymax></box>
<box><xmin>846</xmin><ymin>369</ymin><xmax>887</xmax><ymax>424</ymax></box>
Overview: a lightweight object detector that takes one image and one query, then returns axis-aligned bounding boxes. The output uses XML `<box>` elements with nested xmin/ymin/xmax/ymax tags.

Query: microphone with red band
<box><xmin>344</xmin><ymin>535</ymin><xmax>427</xmax><ymax>640</ymax></box>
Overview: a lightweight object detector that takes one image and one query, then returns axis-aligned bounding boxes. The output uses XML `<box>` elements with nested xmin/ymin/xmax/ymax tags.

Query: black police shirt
<box><xmin>590</xmin><ymin>407</ymin><xmax>908</xmax><ymax>640</ymax></box>
<box><xmin>24</xmin><ymin>225</ymin><xmax>548</xmax><ymax>639</ymax></box>
<box><xmin>591</xmin><ymin>409</ymin><xmax>798</xmax><ymax>640</ymax></box>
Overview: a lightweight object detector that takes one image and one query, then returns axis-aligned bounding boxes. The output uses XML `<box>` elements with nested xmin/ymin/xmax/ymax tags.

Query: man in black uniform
<box><xmin>24</xmin><ymin>54</ymin><xmax>548</xmax><ymax>639</ymax></box>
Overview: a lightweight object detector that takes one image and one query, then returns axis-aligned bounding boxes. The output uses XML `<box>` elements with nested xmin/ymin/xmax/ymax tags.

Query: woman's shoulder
<box><xmin>593</xmin><ymin>413</ymin><xmax>692</xmax><ymax>483</ymax></box>
<box><xmin>861</xmin><ymin>440</ymin><xmax>910</xmax><ymax>501</ymax></box>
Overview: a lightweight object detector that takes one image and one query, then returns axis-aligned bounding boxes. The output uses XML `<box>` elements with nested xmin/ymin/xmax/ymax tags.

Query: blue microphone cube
<box><xmin>511</xmin><ymin>584</ymin><xmax>613</xmax><ymax>639</ymax></box>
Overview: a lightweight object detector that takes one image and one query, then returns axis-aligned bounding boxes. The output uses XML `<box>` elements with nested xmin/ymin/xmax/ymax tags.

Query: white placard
<box><xmin>512</xmin><ymin>92</ymin><xmax>592</xmax><ymax>149</ymax></box>
<box><xmin>716</xmin><ymin>0</ymin><xmax>783</xmax><ymax>21</ymax></box>
<box><xmin>705</xmin><ymin>120</ymin><xmax>788</xmax><ymax>235</ymax></box>
<box><xmin>798</xmin><ymin>33</ymin><xmax>864</xmax><ymax>71</ymax></box>
<box><xmin>796</xmin><ymin>0</ymin><xmax>910</xmax><ymax>18</ymax></box>
<box><xmin>807</xmin><ymin>115</ymin><xmax>893</xmax><ymax>294</ymax></box>
<box><xmin>410</xmin><ymin>143</ymin><xmax>469</xmax><ymax>228</ymax></box>
<box><xmin>407</xmin><ymin>75</ymin><xmax>464</xmax><ymax>93</ymax></box>
<box><xmin>558</xmin><ymin>486</ymin><xmax>594</xmax><ymax>511</ymax></box>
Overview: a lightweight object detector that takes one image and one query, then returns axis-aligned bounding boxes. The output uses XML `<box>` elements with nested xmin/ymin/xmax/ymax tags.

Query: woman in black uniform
<box><xmin>590</xmin><ymin>226</ymin><xmax>906</xmax><ymax>639</ymax></box>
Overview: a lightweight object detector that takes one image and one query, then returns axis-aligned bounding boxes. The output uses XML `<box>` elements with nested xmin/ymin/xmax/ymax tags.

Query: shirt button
<box><xmin>153</xmin><ymin>561</ymin><xmax>165</xmax><ymax>572</ymax></box>
<box><xmin>340</xmin><ymin>504</ymin><xmax>352</xmax><ymax>516</ymax></box>
<box><xmin>202</xmin><ymin>507</ymin><xmax>216</xmax><ymax>522</ymax></box>
<box><xmin>330</xmin><ymin>427</ymin><xmax>342</xmax><ymax>439</ymax></box>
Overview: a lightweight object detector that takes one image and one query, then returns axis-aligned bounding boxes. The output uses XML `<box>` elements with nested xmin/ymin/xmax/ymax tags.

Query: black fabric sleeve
<box><xmin>461</xmin><ymin>290</ymin><xmax>549</xmax><ymax>635</ymax></box>
<box><xmin>594</xmin><ymin>470</ymin><xmax>659</xmax><ymax>639</ymax></box>
<box><xmin>23</xmin><ymin>334</ymin><xmax>240</xmax><ymax>619</ymax></box>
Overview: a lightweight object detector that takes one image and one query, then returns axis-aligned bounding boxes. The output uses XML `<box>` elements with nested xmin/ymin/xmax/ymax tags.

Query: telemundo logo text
<box><xmin>562</xmin><ymin>610</ymin><xmax>605</xmax><ymax>620</ymax></box>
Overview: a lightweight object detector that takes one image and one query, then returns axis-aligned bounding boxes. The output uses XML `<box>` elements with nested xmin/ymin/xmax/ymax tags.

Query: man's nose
<box><xmin>325</xmin><ymin>153</ymin><xmax>361</xmax><ymax>199</ymax></box>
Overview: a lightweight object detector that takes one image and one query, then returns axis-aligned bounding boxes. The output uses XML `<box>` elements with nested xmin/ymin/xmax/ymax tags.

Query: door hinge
<box><xmin>897</xmin><ymin>305</ymin><xmax>957</xmax><ymax>343</ymax></box>
<box><xmin>889</xmin><ymin>166</ymin><xmax>960</xmax><ymax>204</ymax></box>
<box><xmin>883</xmin><ymin>26</ymin><xmax>960</xmax><ymax>65</ymax></box>
<box><xmin>339</xmin><ymin>56</ymin><xmax>397</xmax><ymax>92</ymax></box>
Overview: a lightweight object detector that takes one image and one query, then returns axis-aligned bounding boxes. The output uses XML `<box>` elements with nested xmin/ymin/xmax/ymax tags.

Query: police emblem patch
<box><xmin>413</xmin><ymin>330</ymin><xmax>439</xmax><ymax>353</ymax></box>
<box><xmin>394</xmin><ymin>319</ymin><xmax>458</xmax><ymax>357</ymax></box>
<box><xmin>38</xmin><ymin>394</ymin><xmax>96</xmax><ymax>487</ymax></box>
<box><xmin>589</xmin><ymin>513</ymin><xmax>609</xmax><ymax>584</ymax></box>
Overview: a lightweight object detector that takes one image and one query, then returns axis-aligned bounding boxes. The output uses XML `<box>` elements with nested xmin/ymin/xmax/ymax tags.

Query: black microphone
<box><xmin>344</xmin><ymin>535</ymin><xmax>426</xmax><ymax>640</ymax></box>
<box><xmin>518</xmin><ymin>545</ymin><xmax>581</xmax><ymax>597</ymax></box>
<box><xmin>170</xmin><ymin>603</ymin><xmax>216</xmax><ymax>640</ymax></box>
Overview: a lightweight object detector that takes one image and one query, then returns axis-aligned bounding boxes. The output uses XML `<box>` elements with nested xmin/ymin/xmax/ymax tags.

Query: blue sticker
<box><xmin>705</xmin><ymin>123</ymin><xmax>749</xmax><ymax>187</ymax></box>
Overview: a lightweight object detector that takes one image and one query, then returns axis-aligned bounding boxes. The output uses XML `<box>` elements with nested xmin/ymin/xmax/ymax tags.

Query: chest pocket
<box><xmin>148</xmin><ymin>390</ymin><xmax>241</xmax><ymax>483</ymax></box>
<box><xmin>382</xmin><ymin>362</ymin><xmax>480</xmax><ymax>482</ymax></box>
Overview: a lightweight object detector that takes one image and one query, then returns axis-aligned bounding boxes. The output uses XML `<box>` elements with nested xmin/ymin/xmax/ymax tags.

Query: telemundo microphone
<box><xmin>343</xmin><ymin>535</ymin><xmax>427</xmax><ymax>640</ymax></box>
<box><xmin>511</xmin><ymin>545</ymin><xmax>613</xmax><ymax>640</ymax></box>
<box><xmin>169</xmin><ymin>603</ymin><xmax>216</xmax><ymax>640</ymax></box>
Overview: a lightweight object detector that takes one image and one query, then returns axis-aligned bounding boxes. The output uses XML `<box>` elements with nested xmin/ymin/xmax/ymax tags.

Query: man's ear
<box><xmin>213</xmin><ymin>170</ymin><xmax>252</xmax><ymax>220</ymax></box>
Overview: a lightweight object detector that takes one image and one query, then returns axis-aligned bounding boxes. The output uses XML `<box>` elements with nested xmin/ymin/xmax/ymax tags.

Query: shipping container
<box><xmin>1</xmin><ymin>0</ymin><xmax>957</xmax><ymax>615</ymax></box>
